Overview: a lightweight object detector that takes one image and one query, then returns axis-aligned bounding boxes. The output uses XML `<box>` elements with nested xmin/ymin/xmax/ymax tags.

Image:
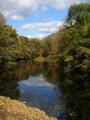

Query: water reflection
<box><xmin>17</xmin><ymin>61</ymin><xmax>65</xmax><ymax>119</ymax></box>
<box><xmin>16</xmin><ymin>61</ymin><xmax>90</xmax><ymax>120</ymax></box>
<box><xmin>0</xmin><ymin>60</ymin><xmax>89</xmax><ymax>120</ymax></box>
<box><xmin>59</xmin><ymin>66</ymin><xmax>90</xmax><ymax>120</ymax></box>
<box><xmin>16</xmin><ymin>61</ymin><xmax>61</xmax><ymax>85</ymax></box>
<box><xmin>0</xmin><ymin>70</ymin><xmax>20</xmax><ymax>99</ymax></box>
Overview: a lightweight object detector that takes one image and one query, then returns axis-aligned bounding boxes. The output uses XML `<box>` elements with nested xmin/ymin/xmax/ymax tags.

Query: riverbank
<box><xmin>0</xmin><ymin>96</ymin><xmax>57</xmax><ymax>120</ymax></box>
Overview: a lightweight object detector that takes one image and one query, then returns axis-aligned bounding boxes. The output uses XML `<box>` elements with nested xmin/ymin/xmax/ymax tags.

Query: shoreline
<box><xmin>0</xmin><ymin>96</ymin><xmax>57</xmax><ymax>120</ymax></box>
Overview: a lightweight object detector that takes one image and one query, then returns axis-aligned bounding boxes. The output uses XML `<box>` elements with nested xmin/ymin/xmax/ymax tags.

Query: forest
<box><xmin>0</xmin><ymin>3</ymin><xmax>90</xmax><ymax>70</ymax></box>
<box><xmin>0</xmin><ymin>3</ymin><xmax>90</xmax><ymax>120</ymax></box>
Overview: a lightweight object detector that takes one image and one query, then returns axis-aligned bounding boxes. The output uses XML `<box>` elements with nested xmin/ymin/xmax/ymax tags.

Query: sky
<box><xmin>0</xmin><ymin>0</ymin><xmax>90</xmax><ymax>39</ymax></box>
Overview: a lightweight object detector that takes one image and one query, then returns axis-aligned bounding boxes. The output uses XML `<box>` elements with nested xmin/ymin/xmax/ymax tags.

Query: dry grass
<box><xmin>0</xmin><ymin>96</ymin><xmax>57</xmax><ymax>120</ymax></box>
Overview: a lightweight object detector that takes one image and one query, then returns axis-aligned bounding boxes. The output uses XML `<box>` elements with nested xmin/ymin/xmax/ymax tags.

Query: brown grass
<box><xmin>0</xmin><ymin>96</ymin><xmax>57</xmax><ymax>120</ymax></box>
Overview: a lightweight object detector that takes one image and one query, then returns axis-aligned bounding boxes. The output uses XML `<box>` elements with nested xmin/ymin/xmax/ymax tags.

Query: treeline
<box><xmin>36</xmin><ymin>3</ymin><xmax>90</xmax><ymax>70</ymax></box>
<box><xmin>0</xmin><ymin>14</ymin><xmax>42</xmax><ymax>69</ymax></box>
<box><xmin>0</xmin><ymin>3</ymin><xmax>90</xmax><ymax>70</ymax></box>
<box><xmin>0</xmin><ymin>3</ymin><xmax>90</xmax><ymax>119</ymax></box>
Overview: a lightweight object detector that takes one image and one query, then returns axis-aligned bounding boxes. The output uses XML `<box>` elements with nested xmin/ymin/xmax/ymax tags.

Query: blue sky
<box><xmin>0</xmin><ymin>0</ymin><xmax>89</xmax><ymax>38</ymax></box>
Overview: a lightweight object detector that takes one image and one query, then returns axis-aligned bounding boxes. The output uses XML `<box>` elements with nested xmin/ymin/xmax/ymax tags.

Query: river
<box><xmin>0</xmin><ymin>60</ymin><xmax>90</xmax><ymax>120</ymax></box>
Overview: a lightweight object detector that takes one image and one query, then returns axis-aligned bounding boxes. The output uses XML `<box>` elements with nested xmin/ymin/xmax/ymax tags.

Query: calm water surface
<box><xmin>17</xmin><ymin>61</ymin><xmax>66</xmax><ymax>119</ymax></box>
<box><xmin>18</xmin><ymin>75</ymin><xmax>63</xmax><ymax>118</ymax></box>
<box><xmin>0</xmin><ymin>61</ymin><xmax>90</xmax><ymax>120</ymax></box>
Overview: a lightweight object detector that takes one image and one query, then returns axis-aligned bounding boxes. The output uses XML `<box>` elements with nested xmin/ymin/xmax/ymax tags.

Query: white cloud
<box><xmin>21</xmin><ymin>20</ymin><xmax>64</xmax><ymax>39</ymax></box>
<box><xmin>41</xmin><ymin>6</ymin><xmax>48</xmax><ymax>12</ymax></box>
<box><xmin>5</xmin><ymin>14</ymin><xmax>23</xmax><ymax>20</ymax></box>
<box><xmin>21</xmin><ymin>20</ymin><xmax>64</xmax><ymax>33</ymax></box>
<box><xmin>0</xmin><ymin>0</ymin><xmax>89</xmax><ymax>20</ymax></box>
<box><xmin>0</xmin><ymin>0</ymin><xmax>41</xmax><ymax>20</ymax></box>
<box><xmin>43</xmin><ymin>0</ymin><xmax>90</xmax><ymax>10</ymax></box>
<box><xmin>27</xmin><ymin>33</ymin><xmax>48</xmax><ymax>39</ymax></box>
<box><xmin>10</xmin><ymin>15</ymin><xmax>23</xmax><ymax>21</ymax></box>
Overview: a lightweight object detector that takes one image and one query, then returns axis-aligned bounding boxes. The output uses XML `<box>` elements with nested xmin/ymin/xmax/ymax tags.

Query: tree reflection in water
<box><xmin>0</xmin><ymin>70</ymin><xmax>20</xmax><ymax>99</ymax></box>
<box><xmin>59</xmin><ymin>66</ymin><xmax>90</xmax><ymax>120</ymax></box>
<box><xmin>0</xmin><ymin>60</ymin><xmax>89</xmax><ymax>120</ymax></box>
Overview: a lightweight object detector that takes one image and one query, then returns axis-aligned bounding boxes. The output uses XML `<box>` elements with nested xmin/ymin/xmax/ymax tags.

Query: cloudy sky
<box><xmin>0</xmin><ymin>0</ymin><xmax>89</xmax><ymax>38</ymax></box>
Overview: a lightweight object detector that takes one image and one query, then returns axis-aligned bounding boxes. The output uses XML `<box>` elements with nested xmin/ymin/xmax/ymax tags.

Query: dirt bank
<box><xmin>0</xmin><ymin>96</ymin><xmax>57</xmax><ymax>120</ymax></box>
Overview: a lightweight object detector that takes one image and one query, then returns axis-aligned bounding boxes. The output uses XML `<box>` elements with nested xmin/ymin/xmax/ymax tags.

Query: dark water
<box><xmin>0</xmin><ymin>61</ymin><xmax>90</xmax><ymax>120</ymax></box>
<box><xmin>16</xmin><ymin>61</ymin><xmax>66</xmax><ymax>119</ymax></box>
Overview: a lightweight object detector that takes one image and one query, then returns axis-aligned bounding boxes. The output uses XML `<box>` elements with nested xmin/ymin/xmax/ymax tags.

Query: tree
<box><xmin>0</xmin><ymin>13</ymin><xmax>5</xmax><ymax>28</ymax></box>
<box><xmin>66</xmin><ymin>3</ymin><xmax>90</xmax><ymax>26</ymax></box>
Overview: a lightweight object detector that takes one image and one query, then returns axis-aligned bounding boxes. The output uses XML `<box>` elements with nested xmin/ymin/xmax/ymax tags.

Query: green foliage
<box><xmin>5</xmin><ymin>61</ymin><xmax>17</xmax><ymax>70</ymax></box>
<box><xmin>34</xmin><ymin>57</ymin><xmax>46</xmax><ymax>63</ymax></box>
<box><xmin>0</xmin><ymin>3</ymin><xmax>90</xmax><ymax>119</ymax></box>
<box><xmin>67</xmin><ymin>3</ymin><xmax>90</xmax><ymax>26</ymax></box>
<box><xmin>0</xmin><ymin>13</ymin><xmax>5</xmax><ymax>28</ymax></box>
<box><xmin>0</xmin><ymin>13</ymin><xmax>42</xmax><ymax>67</ymax></box>
<box><xmin>0</xmin><ymin>3</ymin><xmax>90</xmax><ymax>68</ymax></box>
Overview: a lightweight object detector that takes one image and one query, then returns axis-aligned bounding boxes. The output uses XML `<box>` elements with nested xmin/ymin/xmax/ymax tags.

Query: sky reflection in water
<box><xmin>18</xmin><ymin>74</ymin><xmax>65</xmax><ymax>119</ymax></box>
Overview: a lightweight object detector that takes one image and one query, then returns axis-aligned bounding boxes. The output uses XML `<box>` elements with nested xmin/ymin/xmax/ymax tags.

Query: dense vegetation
<box><xmin>0</xmin><ymin>15</ymin><xmax>42</xmax><ymax>69</ymax></box>
<box><xmin>37</xmin><ymin>3</ymin><xmax>90</xmax><ymax>64</ymax></box>
<box><xmin>0</xmin><ymin>3</ymin><xmax>90</xmax><ymax>68</ymax></box>
<box><xmin>0</xmin><ymin>3</ymin><xmax>90</xmax><ymax>120</ymax></box>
